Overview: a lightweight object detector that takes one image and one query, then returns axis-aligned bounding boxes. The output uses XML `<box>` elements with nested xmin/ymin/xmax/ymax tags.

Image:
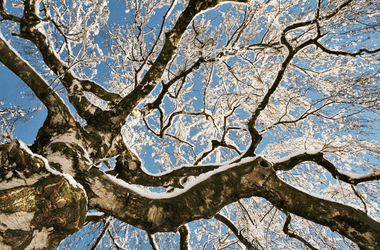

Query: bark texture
<box><xmin>0</xmin><ymin>141</ymin><xmax>87</xmax><ymax>250</ymax></box>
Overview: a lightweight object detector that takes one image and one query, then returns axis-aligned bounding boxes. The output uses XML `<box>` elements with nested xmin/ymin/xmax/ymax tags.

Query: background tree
<box><xmin>1</xmin><ymin>0</ymin><xmax>380</xmax><ymax>249</ymax></box>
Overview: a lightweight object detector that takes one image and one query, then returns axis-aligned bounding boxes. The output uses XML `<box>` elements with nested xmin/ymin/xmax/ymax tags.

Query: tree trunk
<box><xmin>0</xmin><ymin>141</ymin><xmax>87</xmax><ymax>250</ymax></box>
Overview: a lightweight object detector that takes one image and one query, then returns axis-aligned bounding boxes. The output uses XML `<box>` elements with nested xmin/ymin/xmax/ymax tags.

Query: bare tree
<box><xmin>1</xmin><ymin>0</ymin><xmax>380</xmax><ymax>249</ymax></box>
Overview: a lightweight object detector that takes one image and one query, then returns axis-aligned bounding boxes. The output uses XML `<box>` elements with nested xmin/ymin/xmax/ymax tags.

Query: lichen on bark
<box><xmin>0</xmin><ymin>141</ymin><xmax>87</xmax><ymax>250</ymax></box>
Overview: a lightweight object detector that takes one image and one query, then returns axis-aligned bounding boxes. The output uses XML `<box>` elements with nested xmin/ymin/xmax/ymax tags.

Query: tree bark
<box><xmin>0</xmin><ymin>141</ymin><xmax>87</xmax><ymax>250</ymax></box>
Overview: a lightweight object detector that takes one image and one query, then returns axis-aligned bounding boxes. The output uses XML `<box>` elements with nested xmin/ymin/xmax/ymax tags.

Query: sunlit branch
<box><xmin>282</xmin><ymin>213</ymin><xmax>318</xmax><ymax>250</ymax></box>
<box><xmin>107</xmin><ymin>227</ymin><xmax>125</xmax><ymax>250</ymax></box>
<box><xmin>108</xmin><ymin>150</ymin><xmax>222</xmax><ymax>188</ymax></box>
<box><xmin>80</xmin><ymin>79</ymin><xmax>122</xmax><ymax>104</ymax></box>
<box><xmin>215</xmin><ymin>213</ymin><xmax>258</xmax><ymax>250</ymax></box>
<box><xmin>85</xmin><ymin>213</ymin><xmax>108</xmax><ymax>224</ymax></box>
<box><xmin>272</xmin><ymin>152</ymin><xmax>380</xmax><ymax>185</ymax></box>
<box><xmin>89</xmin><ymin>217</ymin><xmax>111</xmax><ymax>250</ymax></box>
<box><xmin>148</xmin><ymin>233</ymin><xmax>159</xmax><ymax>250</ymax></box>
<box><xmin>41</xmin><ymin>2</ymin><xmax>73</xmax><ymax>58</ymax></box>
<box><xmin>264</xmin><ymin>208</ymin><xmax>277</xmax><ymax>249</ymax></box>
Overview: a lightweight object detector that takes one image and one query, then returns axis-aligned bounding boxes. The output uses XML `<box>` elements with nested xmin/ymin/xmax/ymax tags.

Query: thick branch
<box><xmin>263</xmin><ymin>173</ymin><xmax>380</xmax><ymax>250</ymax></box>
<box><xmin>0</xmin><ymin>32</ymin><xmax>75</xmax><ymax>128</ymax></box>
<box><xmin>7</xmin><ymin>0</ymin><xmax>119</xmax><ymax>125</ymax></box>
<box><xmin>107</xmin><ymin>149</ymin><xmax>222</xmax><ymax>188</ymax></box>
<box><xmin>84</xmin><ymin>157</ymin><xmax>272</xmax><ymax>233</ymax></box>
<box><xmin>0</xmin><ymin>140</ymin><xmax>87</xmax><ymax>250</ymax></box>
<box><xmin>83</xmin><ymin>156</ymin><xmax>380</xmax><ymax>249</ymax></box>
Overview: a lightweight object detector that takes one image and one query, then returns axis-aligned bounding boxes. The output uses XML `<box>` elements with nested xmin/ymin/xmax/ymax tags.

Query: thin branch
<box><xmin>314</xmin><ymin>41</ymin><xmax>380</xmax><ymax>57</ymax></box>
<box><xmin>148</xmin><ymin>233</ymin><xmax>159</xmax><ymax>250</ymax></box>
<box><xmin>273</xmin><ymin>152</ymin><xmax>380</xmax><ymax>185</ymax></box>
<box><xmin>238</xmin><ymin>200</ymin><xmax>256</xmax><ymax>227</ymax></box>
<box><xmin>350</xmin><ymin>185</ymin><xmax>368</xmax><ymax>214</ymax></box>
<box><xmin>215</xmin><ymin>214</ymin><xmax>258</xmax><ymax>250</ymax></box>
<box><xmin>90</xmin><ymin>217</ymin><xmax>111</xmax><ymax>250</ymax></box>
<box><xmin>135</xmin><ymin>0</ymin><xmax>177</xmax><ymax>79</ymax></box>
<box><xmin>283</xmin><ymin>213</ymin><xmax>319</xmax><ymax>250</ymax></box>
<box><xmin>112</xmin><ymin>0</ymin><xmax>249</xmax><ymax>124</ymax></box>
<box><xmin>179</xmin><ymin>225</ymin><xmax>190</xmax><ymax>250</ymax></box>
<box><xmin>142</xmin><ymin>59</ymin><xmax>204</xmax><ymax>115</ymax></box>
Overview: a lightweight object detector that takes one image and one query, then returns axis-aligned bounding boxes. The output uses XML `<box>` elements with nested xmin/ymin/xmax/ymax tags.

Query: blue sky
<box><xmin>0</xmin><ymin>65</ymin><xmax>46</xmax><ymax>144</ymax></box>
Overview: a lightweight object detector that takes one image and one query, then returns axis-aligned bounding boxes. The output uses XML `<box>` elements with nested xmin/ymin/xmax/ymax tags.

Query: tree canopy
<box><xmin>1</xmin><ymin>0</ymin><xmax>380</xmax><ymax>249</ymax></box>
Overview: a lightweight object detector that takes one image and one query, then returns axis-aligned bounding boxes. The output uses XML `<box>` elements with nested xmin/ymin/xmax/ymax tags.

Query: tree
<box><xmin>0</xmin><ymin>0</ymin><xmax>380</xmax><ymax>249</ymax></box>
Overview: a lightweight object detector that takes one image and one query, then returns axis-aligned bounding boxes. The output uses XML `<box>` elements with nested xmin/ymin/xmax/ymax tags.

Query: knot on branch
<box><xmin>240</xmin><ymin>157</ymin><xmax>273</xmax><ymax>188</ymax></box>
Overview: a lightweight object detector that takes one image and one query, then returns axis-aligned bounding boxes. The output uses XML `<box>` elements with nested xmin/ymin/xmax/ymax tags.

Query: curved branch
<box><xmin>106</xmin><ymin>149</ymin><xmax>221</xmax><ymax>188</ymax></box>
<box><xmin>0</xmin><ymin>32</ymin><xmax>75</xmax><ymax>127</ymax></box>
<box><xmin>314</xmin><ymin>41</ymin><xmax>380</xmax><ymax>57</ymax></box>
<box><xmin>85</xmin><ymin>157</ymin><xmax>272</xmax><ymax>233</ymax></box>
<box><xmin>273</xmin><ymin>152</ymin><xmax>380</xmax><ymax>185</ymax></box>
<box><xmin>83</xmin><ymin>156</ymin><xmax>380</xmax><ymax>249</ymax></box>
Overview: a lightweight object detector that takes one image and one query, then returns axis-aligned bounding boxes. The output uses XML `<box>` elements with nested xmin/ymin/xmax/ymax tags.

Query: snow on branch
<box><xmin>272</xmin><ymin>151</ymin><xmax>380</xmax><ymax>185</ymax></box>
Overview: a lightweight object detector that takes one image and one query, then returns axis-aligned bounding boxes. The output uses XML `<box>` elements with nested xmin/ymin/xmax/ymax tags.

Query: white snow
<box><xmin>17</xmin><ymin>140</ymin><xmax>88</xmax><ymax>201</ymax></box>
<box><xmin>135</xmin><ymin>149</ymin><xmax>245</xmax><ymax>177</ymax></box>
<box><xmin>286</xmin><ymin>183</ymin><xmax>362</xmax><ymax>210</ymax></box>
<box><xmin>269</xmin><ymin>149</ymin><xmax>321</xmax><ymax>164</ymax></box>
<box><xmin>338</xmin><ymin>169</ymin><xmax>378</xmax><ymax>180</ymax></box>
<box><xmin>86</xmin><ymin>211</ymin><xmax>104</xmax><ymax>217</ymax></box>
<box><xmin>107</xmin><ymin>156</ymin><xmax>257</xmax><ymax>199</ymax></box>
